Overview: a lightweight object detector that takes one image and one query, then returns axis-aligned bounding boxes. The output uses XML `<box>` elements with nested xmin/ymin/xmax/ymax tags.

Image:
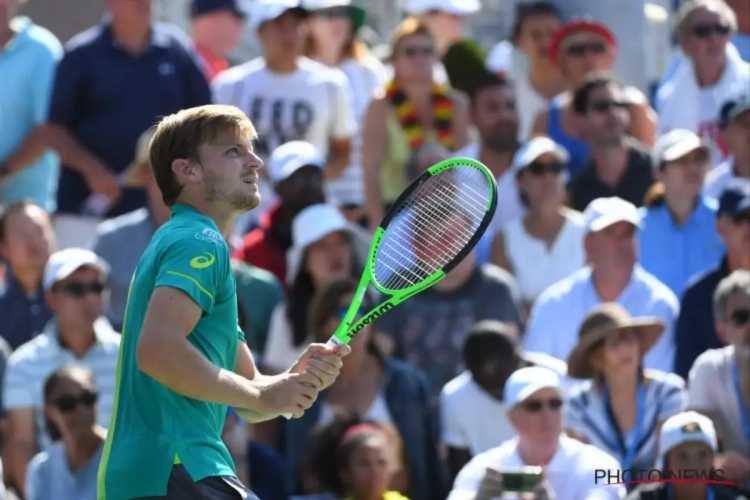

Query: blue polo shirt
<box><xmin>49</xmin><ymin>21</ymin><xmax>212</xmax><ymax>218</ymax></box>
<box><xmin>0</xmin><ymin>271</ymin><xmax>52</xmax><ymax>351</ymax></box>
<box><xmin>638</xmin><ymin>197</ymin><xmax>725</xmax><ymax>298</ymax></box>
<box><xmin>0</xmin><ymin>17</ymin><xmax>62</xmax><ymax>212</ymax></box>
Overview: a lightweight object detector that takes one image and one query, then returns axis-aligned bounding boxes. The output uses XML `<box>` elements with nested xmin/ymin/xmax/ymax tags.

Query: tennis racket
<box><xmin>284</xmin><ymin>158</ymin><xmax>497</xmax><ymax>418</ymax></box>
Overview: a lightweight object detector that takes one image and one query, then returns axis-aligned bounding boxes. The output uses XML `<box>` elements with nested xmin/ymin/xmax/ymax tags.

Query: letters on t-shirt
<box><xmin>248</xmin><ymin>96</ymin><xmax>315</xmax><ymax>159</ymax></box>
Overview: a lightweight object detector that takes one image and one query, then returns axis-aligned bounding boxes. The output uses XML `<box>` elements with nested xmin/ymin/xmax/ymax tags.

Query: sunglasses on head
<box><xmin>729</xmin><ymin>308</ymin><xmax>750</xmax><ymax>327</ymax></box>
<box><xmin>692</xmin><ymin>23</ymin><xmax>730</xmax><ymax>38</ymax></box>
<box><xmin>315</xmin><ymin>6</ymin><xmax>351</xmax><ymax>19</ymax></box>
<box><xmin>526</xmin><ymin>161</ymin><xmax>565</xmax><ymax>176</ymax></box>
<box><xmin>566</xmin><ymin>41</ymin><xmax>607</xmax><ymax>56</ymax></box>
<box><xmin>401</xmin><ymin>45</ymin><xmax>434</xmax><ymax>58</ymax></box>
<box><xmin>54</xmin><ymin>389</ymin><xmax>98</xmax><ymax>413</ymax></box>
<box><xmin>59</xmin><ymin>281</ymin><xmax>106</xmax><ymax>298</ymax></box>
<box><xmin>520</xmin><ymin>397</ymin><xmax>563</xmax><ymax>413</ymax></box>
<box><xmin>589</xmin><ymin>99</ymin><xmax>629</xmax><ymax>113</ymax></box>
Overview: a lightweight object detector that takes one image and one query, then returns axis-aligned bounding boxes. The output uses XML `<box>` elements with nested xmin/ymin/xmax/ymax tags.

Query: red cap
<box><xmin>549</xmin><ymin>20</ymin><xmax>617</xmax><ymax>66</ymax></box>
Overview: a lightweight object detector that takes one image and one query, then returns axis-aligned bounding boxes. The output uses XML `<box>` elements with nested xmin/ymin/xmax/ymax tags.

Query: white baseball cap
<box><xmin>658</xmin><ymin>411</ymin><xmax>717</xmax><ymax>468</ymax></box>
<box><xmin>583</xmin><ymin>197</ymin><xmax>642</xmax><ymax>234</ymax></box>
<box><xmin>250</xmin><ymin>0</ymin><xmax>308</xmax><ymax>31</ymax></box>
<box><xmin>651</xmin><ymin>129</ymin><xmax>711</xmax><ymax>169</ymax></box>
<box><xmin>503</xmin><ymin>366</ymin><xmax>563</xmax><ymax>408</ymax></box>
<box><xmin>510</xmin><ymin>137</ymin><xmax>570</xmax><ymax>176</ymax></box>
<box><xmin>268</xmin><ymin>141</ymin><xmax>324</xmax><ymax>185</ymax></box>
<box><xmin>403</xmin><ymin>0</ymin><xmax>480</xmax><ymax>16</ymax></box>
<box><xmin>43</xmin><ymin>248</ymin><xmax>110</xmax><ymax>292</ymax></box>
<box><xmin>485</xmin><ymin>40</ymin><xmax>513</xmax><ymax>74</ymax></box>
<box><xmin>286</xmin><ymin>204</ymin><xmax>353</xmax><ymax>282</ymax></box>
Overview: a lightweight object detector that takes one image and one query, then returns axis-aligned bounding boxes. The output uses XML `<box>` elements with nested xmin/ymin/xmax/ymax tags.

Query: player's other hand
<box><xmin>289</xmin><ymin>343</ymin><xmax>351</xmax><ymax>391</ymax></box>
<box><xmin>255</xmin><ymin>373</ymin><xmax>320</xmax><ymax>418</ymax></box>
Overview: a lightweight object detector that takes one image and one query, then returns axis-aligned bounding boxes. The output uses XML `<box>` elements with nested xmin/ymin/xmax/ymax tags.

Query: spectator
<box><xmin>263</xmin><ymin>203</ymin><xmax>368</xmax><ymax>373</ymax></box>
<box><xmin>501</xmin><ymin>1</ymin><xmax>565</xmax><ymax>140</ymax></box>
<box><xmin>705</xmin><ymin>95</ymin><xmax>750</xmax><ymax>200</ymax></box>
<box><xmin>2</xmin><ymin>248</ymin><xmax>119</xmax><ymax>497</ymax></box>
<box><xmin>190</xmin><ymin>0</ymin><xmax>247</xmax><ymax>82</ymax></box>
<box><xmin>285</xmin><ymin>278</ymin><xmax>441</xmax><ymax>500</ymax></box>
<box><xmin>302</xmin><ymin>0</ymin><xmax>388</xmax><ymax>213</ymax></box>
<box><xmin>441</xmin><ymin>320</ymin><xmax>568</xmax><ymax>479</ymax></box>
<box><xmin>567</xmin><ymin>73</ymin><xmax>655</xmax><ymax>212</ymax></box>
<box><xmin>232</xmin><ymin>143</ymin><xmax>329</xmax><ymax>286</ymax></box>
<box><xmin>626</xmin><ymin>411</ymin><xmax>747</xmax><ymax>500</ymax></box>
<box><xmin>377</xmin><ymin>247</ymin><xmax>524</xmax><ymax>401</ymax></box>
<box><xmin>674</xmin><ymin>186</ymin><xmax>750</xmax><ymax>378</ymax></box>
<box><xmin>491</xmin><ymin>137</ymin><xmax>586</xmax><ymax>310</ymax></box>
<box><xmin>362</xmin><ymin>16</ymin><xmax>469</xmax><ymax>229</ymax></box>
<box><xmin>639</xmin><ymin>129</ymin><xmax>724</xmax><ymax>298</ymax></box>
<box><xmin>448</xmin><ymin>366</ymin><xmax>626</xmax><ymax>500</ymax></box>
<box><xmin>0</xmin><ymin>0</ymin><xmax>62</xmax><ymax>212</ymax></box>
<box><xmin>47</xmin><ymin>0</ymin><xmax>211</xmax><ymax>250</ymax></box>
<box><xmin>523</xmin><ymin>197</ymin><xmax>679</xmax><ymax>373</ymax></box>
<box><xmin>531</xmin><ymin>20</ymin><xmax>657</xmax><ymax>175</ymax></box>
<box><xmin>688</xmin><ymin>270</ymin><xmax>750</xmax><ymax>489</ymax></box>
<box><xmin>726</xmin><ymin>0</ymin><xmax>750</xmax><ymax>62</ymax></box>
<box><xmin>213</xmin><ymin>0</ymin><xmax>356</xmax><ymax>230</ymax></box>
<box><xmin>565</xmin><ymin>304</ymin><xmax>687</xmax><ymax>476</ymax></box>
<box><xmin>25</xmin><ymin>365</ymin><xmax>106</xmax><ymax>500</ymax></box>
<box><xmin>0</xmin><ymin>200</ymin><xmax>55</xmax><ymax>350</ymax></box>
<box><xmin>656</xmin><ymin>0</ymin><xmax>750</xmax><ymax>166</ymax></box>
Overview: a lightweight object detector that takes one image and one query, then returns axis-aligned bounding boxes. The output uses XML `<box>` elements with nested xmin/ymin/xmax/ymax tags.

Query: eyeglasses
<box><xmin>315</xmin><ymin>6</ymin><xmax>351</xmax><ymax>19</ymax></box>
<box><xmin>400</xmin><ymin>45</ymin><xmax>434</xmax><ymax>58</ymax></box>
<box><xmin>53</xmin><ymin>389</ymin><xmax>98</xmax><ymax>413</ymax></box>
<box><xmin>520</xmin><ymin>397</ymin><xmax>563</xmax><ymax>413</ymax></box>
<box><xmin>526</xmin><ymin>161</ymin><xmax>565</xmax><ymax>176</ymax></box>
<box><xmin>730</xmin><ymin>211</ymin><xmax>750</xmax><ymax>225</ymax></box>
<box><xmin>59</xmin><ymin>281</ymin><xmax>106</xmax><ymax>298</ymax></box>
<box><xmin>692</xmin><ymin>23</ymin><xmax>730</xmax><ymax>38</ymax></box>
<box><xmin>589</xmin><ymin>100</ymin><xmax>629</xmax><ymax>113</ymax></box>
<box><xmin>565</xmin><ymin>42</ymin><xmax>607</xmax><ymax>56</ymax></box>
<box><xmin>729</xmin><ymin>308</ymin><xmax>750</xmax><ymax>327</ymax></box>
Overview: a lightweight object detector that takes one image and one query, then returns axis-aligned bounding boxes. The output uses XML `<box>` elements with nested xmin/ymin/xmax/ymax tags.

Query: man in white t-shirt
<box><xmin>448</xmin><ymin>366</ymin><xmax>625</xmax><ymax>500</ymax></box>
<box><xmin>441</xmin><ymin>321</ymin><xmax>570</xmax><ymax>480</ymax></box>
<box><xmin>688</xmin><ymin>269</ymin><xmax>750</xmax><ymax>490</ymax></box>
<box><xmin>212</xmin><ymin>0</ymin><xmax>356</xmax><ymax>229</ymax></box>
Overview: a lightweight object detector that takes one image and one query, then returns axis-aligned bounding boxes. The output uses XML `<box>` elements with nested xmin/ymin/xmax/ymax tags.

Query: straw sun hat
<box><xmin>567</xmin><ymin>303</ymin><xmax>665</xmax><ymax>379</ymax></box>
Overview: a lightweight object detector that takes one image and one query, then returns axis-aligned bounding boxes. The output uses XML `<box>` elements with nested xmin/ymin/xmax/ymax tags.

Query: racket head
<box><xmin>366</xmin><ymin>158</ymin><xmax>498</xmax><ymax>296</ymax></box>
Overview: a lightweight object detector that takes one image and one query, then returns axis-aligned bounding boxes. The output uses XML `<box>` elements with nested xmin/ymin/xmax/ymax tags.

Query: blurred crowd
<box><xmin>1</xmin><ymin>0</ymin><xmax>750</xmax><ymax>499</ymax></box>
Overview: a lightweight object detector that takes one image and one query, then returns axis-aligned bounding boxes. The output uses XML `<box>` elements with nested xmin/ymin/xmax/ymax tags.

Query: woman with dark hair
<box><xmin>284</xmin><ymin>278</ymin><xmax>441</xmax><ymax>500</ymax></box>
<box><xmin>25</xmin><ymin>365</ymin><xmax>105</xmax><ymax>500</ymax></box>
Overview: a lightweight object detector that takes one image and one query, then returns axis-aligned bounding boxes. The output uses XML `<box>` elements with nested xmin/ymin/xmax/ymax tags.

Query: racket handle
<box><xmin>282</xmin><ymin>336</ymin><xmax>346</xmax><ymax>420</ymax></box>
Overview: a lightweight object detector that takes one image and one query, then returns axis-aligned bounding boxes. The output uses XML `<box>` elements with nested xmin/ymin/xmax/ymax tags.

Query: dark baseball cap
<box><xmin>717</xmin><ymin>186</ymin><xmax>750</xmax><ymax>218</ymax></box>
<box><xmin>191</xmin><ymin>0</ymin><xmax>248</xmax><ymax>18</ymax></box>
<box><xmin>719</xmin><ymin>94</ymin><xmax>750</xmax><ymax>128</ymax></box>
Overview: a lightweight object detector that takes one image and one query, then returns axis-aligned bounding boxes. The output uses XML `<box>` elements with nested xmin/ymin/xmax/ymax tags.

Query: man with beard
<box><xmin>688</xmin><ymin>270</ymin><xmax>750</xmax><ymax>492</ymax></box>
<box><xmin>97</xmin><ymin>105</ymin><xmax>350</xmax><ymax>500</ymax></box>
<box><xmin>453</xmin><ymin>74</ymin><xmax>521</xmax><ymax>263</ymax></box>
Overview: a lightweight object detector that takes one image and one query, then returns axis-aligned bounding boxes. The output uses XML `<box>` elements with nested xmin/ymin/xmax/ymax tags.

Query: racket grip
<box><xmin>282</xmin><ymin>336</ymin><xmax>345</xmax><ymax>420</ymax></box>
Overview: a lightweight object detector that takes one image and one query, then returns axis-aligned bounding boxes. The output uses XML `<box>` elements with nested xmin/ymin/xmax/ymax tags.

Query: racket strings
<box><xmin>374</xmin><ymin>166</ymin><xmax>491</xmax><ymax>291</ymax></box>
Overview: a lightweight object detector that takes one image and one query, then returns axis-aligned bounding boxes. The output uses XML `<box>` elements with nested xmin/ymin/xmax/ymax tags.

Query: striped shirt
<box><xmin>565</xmin><ymin>370</ymin><xmax>687</xmax><ymax>471</ymax></box>
<box><xmin>2</xmin><ymin>319</ymin><xmax>120</xmax><ymax>450</ymax></box>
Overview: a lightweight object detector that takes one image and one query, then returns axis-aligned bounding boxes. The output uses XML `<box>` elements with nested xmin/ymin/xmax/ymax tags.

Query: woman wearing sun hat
<box><xmin>564</xmin><ymin>303</ymin><xmax>687</xmax><ymax>484</ymax></box>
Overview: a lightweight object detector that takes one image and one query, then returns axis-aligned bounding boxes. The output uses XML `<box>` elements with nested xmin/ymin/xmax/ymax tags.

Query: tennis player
<box><xmin>97</xmin><ymin>105</ymin><xmax>350</xmax><ymax>500</ymax></box>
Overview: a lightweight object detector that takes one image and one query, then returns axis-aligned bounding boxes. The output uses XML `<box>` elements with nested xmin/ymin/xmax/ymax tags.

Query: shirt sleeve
<box><xmin>33</xmin><ymin>43</ymin><xmax>63</xmax><ymax>124</ymax></box>
<box><xmin>440</xmin><ymin>390</ymin><xmax>468</xmax><ymax>448</ymax></box>
<box><xmin>565</xmin><ymin>392</ymin><xmax>589</xmax><ymax>435</ymax></box>
<box><xmin>686</xmin><ymin>354</ymin><xmax>716</xmax><ymax>410</ymax></box>
<box><xmin>48</xmin><ymin>48</ymin><xmax>84</xmax><ymax>127</ymax></box>
<box><xmin>522</xmin><ymin>295</ymin><xmax>557</xmax><ymax>357</ymax></box>
<box><xmin>657</xmin><ymin>376</ymin><xmax>688</xmax><ymax>420</ymax></box>
<box><xmin>447</xmin><ymin>454</ymin><xmax>488</xmax><ymax>500</ymax></box>
<box><xmin>329</xmin><ymin>73</ymin><xmax>356</xmax><ymax>140</ymax></box>
<box><xmin>3</xmin><ymin>355</ymin><xmax>36</xmax><ymax>410</ymax></box>
<box><xmin>154</xmin><ymin>234</ymin><xmax>227</xmax><ymax>315</ymax></box>
<box><xmin>24</xmin><ymin>453</ymin><xmax>47</xmax><ymax>500</ymax></box>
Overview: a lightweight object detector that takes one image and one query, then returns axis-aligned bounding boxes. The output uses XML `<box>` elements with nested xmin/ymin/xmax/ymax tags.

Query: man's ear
<box><xmin>171</xmin><ymin>159</ymin><xmax>201</xmax><ymax>184</ymax></box>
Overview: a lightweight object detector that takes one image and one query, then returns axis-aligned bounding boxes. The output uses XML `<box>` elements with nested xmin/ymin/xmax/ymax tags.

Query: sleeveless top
<box><xmin>546</xmin><ymin>95</ymin><xmax>590</xmax><ymax>176</ymax></box>
<box><xmin>503</xmin><ymin>211</ymin><xmax>586</xmax><ymax>303</ymax></box>
<box><xmin>318</xmin><ymin>392</ymin><xmax>393</xmax><ymax>426</ymax></box>
<box><xmin>515</xmin><ymin>71</ymin><xmax>549</xmax><ymax>140</ymax></box>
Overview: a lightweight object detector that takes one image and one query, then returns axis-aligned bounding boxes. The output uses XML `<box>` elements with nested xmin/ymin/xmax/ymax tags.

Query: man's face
<box><xmin>258</xmin><ymin>10</ymin><xmax>306</xmax><ymax>59</ymax></box>
<box><xmin>0</xmin><ymin>206</ymin><xmax>54</xmax><ymax>275</ymax></box>
<box><xmin>585</xmin><ymin>222</ymin><xmax>638</xmax><ymax>276</ymax></box>
<box><xmin>196</xmin><ymin>129</ymin><xmax>264</xmax><ymax>212</ymax></box>
<box><xmin>472</xmin><ymin>85</ymin><xmax>519</xmax><ymax>152</ymax></box>
<box><xmin>470</xmin><ymin>352</ymin><xmax>521</xmax><ymax>400</ymax></box>
<box><xmin>582</xmin><ymin>84</ymin><xmax>629</xmax><ymax>145</ymax></box>
<box><xmin>723</xmin><ymin>110</ymin><xmax>750</xmax><ymax>160</ymax></box>
<box><xmin>717</xmin><ymin>209</ymin><xmax>750</xmax><ymax>265</ymax></box>
<box><xmin>516</xmin><ymin>13</ymin><xmax>562</xmax><ymax>62</ymax></box>
<box><xmin>657</xmin><ymin>148</ymin><xmax>710</xmax><ymax>201</ymax></box>
<box><xmin>201</xmin><ymin>10</ymin><xmax>245</xmax><ymax>54</ymax></box>
<box><xmin>108</xmin><ymin>0</ymin><xmax>153</xmax><ymax>24</ymax></box>
<box><xmin>509</xmin><ymin>388</ymin><xmax>564</xmax><ymax>442</ymax></box>
<box><xmin>718</xmin><ymin>290</ymin><xmax>750</xmax><ymax>355</ymax></box>
<box><xmin>422</xmin><ymin>10</ymin><xmax>465</xmax><ymax>48</ymax></box>
<box><xmin>559</xmin><ymin>32</ymin><xmax>614</xmax><ymax>82</ymax></box>
<box><xmin>682</xmin><ymin>7</ymin><xmax>730</xmax><ymax>66</ymax></box>
<box><xmin>667</xmin><ymin>442</ymin><xmax>715</xmax><ymax>476</ymax></box>
<box><xmin>47</xmin><ymin>267</ymin><xmax>106</xmax><ymax>329</ymax></box>
<box><xmin>276</xmin><ymin>166</ymin><xmax>325</xmax><ymax>211</ymax></box>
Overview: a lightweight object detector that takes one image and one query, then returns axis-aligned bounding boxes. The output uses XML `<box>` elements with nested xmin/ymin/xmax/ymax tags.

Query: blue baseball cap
<box><xmin>191</xmin><ymin>0</ymin><xmax>249</xmax><ymax>19</ymax></box>
<box><xmin>717</xmin><ymin>185</ymin><xmax>750</xmax><ymax>218</ymax></box>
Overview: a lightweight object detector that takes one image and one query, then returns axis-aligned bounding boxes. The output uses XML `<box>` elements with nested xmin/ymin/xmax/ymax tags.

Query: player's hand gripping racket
<box><xmin>284</xmin><ymin>158</ymin><xmax>497</xmax><ymax>419</ymax></box>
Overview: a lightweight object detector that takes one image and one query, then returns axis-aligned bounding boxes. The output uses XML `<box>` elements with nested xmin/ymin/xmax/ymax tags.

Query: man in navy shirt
<box><xmin>674</xmin><ymin>185</ymin><xmax>750</xmax><ymax>378</ymax></box>
<box><xmin>46</xmin><ymin>0</ymin><xmax>211</xmax><ymax>249</ymax></box>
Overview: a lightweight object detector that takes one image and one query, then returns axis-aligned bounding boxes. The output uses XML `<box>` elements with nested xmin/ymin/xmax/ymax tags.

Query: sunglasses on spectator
<box><xmin>526</xmin><ymin>161</ymin><xmax>565</xmax><ymax>176</ymax></box>
<box><xmin>729</xmin><ymin>308</ymin><xmax>750</xmax><ymax>327</ymax></box>
<box><xmin>692</xmin><ymin>23</ymin><xmax>730</xmax><ymax>38</ymax></box>
<box><xmin>315</xmin><ymin>6</ymin><xmax>351</xmax><ymax>19</ymax></box>
<box><xmin>565</xmin><ymin>42</ymin><xmax>607</xmax><ymax>56</ymax></box>
<box><xmin>59</xmin><ymin>280</ymin><xmax>106</xmax><ymax>298</ymax></box>
<box><xmin>54</xmin><ymin>389</ymin><xmax>98</xmax><ymax>413</ymax></box>
<box><xmin>589</xmin><ymin>100</ymin><xmax>629</xmax><ymax>113</ymax></box>
<box><xmin>730</xmin><ymin>211</ymin><xmax>750</xmax><ymax>225</ymax></box>
<box><xmin>520</xmin><ymin>397</ymin><xmax>563</xmax><ymax>413</ymax></box>
<box><xmin>400</xmin><ymin>45</ymin><xmax>434</xmax><ymax>58</ymax></box>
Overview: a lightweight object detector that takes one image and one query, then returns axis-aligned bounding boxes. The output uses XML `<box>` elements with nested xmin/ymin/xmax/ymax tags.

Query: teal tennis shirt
<box><xmin>98</xmin><ymin>204</ymin><xmax>244</xmax><ymax>500</ymax></box>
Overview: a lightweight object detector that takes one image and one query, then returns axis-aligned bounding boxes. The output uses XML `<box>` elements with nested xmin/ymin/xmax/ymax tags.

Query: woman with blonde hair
<box><xmin>362</xmin><ymin>16</ymin><xmax>469</xmax><ymax>230</ymax></box>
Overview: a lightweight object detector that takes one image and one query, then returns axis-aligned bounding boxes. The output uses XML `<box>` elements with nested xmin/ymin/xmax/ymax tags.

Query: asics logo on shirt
<box><xmin>190</xmin><ymin>253</ymin><xmax>216</xmax><ymax>269</ymax></box>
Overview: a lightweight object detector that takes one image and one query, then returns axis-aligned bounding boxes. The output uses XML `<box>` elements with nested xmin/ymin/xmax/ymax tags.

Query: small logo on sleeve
<box><xmin>190</xmin><ymin>253</ymin><xmax>216</xmax><ymax>269</ymax></box>
<box><xmin>194</xmin><ymin>228</ymin><xmax>224</xmax><ymax>246</ymax></box>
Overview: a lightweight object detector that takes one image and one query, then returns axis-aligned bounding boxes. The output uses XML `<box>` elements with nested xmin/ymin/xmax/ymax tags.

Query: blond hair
<box><xmin>149</xmin><ymin>105</ymin><xmax>256</xmax><ymax>206</ymax></box>
<box><xmin>390</xmin><ymin>16</ymin><xmax>434</xmax><ymax>56</ymax></box>
<box><xmin>673</xmin><ymin>0</ymin><xmax>737</xmax><ymax>39</ymax></box>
